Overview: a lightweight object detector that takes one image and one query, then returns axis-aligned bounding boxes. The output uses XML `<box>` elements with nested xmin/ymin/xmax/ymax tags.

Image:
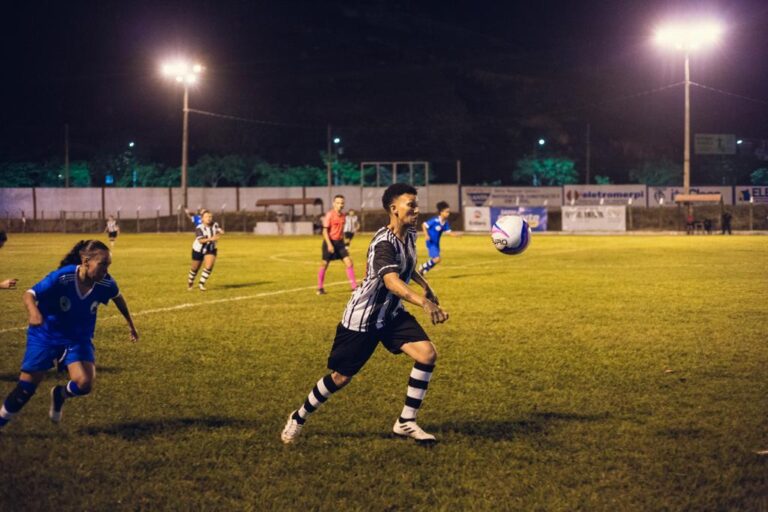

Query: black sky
<box><xmin>2</xmin><ymin>0</ymin><xmax>767</xmax><ymax>183</ymax></box>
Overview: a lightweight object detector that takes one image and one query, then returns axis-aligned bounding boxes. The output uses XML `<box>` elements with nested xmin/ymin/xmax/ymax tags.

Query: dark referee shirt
<box><xmin>341</xmin><ymin>226</ymin><xmax>417</xmax><ymax>332</ymax></box>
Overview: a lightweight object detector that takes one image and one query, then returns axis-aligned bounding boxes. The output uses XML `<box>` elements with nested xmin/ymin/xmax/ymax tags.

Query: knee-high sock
<box><xmin>292</xmin><ymin>375</ymin><xmax>341</xmax><ymax>424</ymax></box>
<box><xmin>0</xmin><ymin>381</ymin><xmax>38</xmax><ymax>426</ymax></box>
<box><xmin>400</xmin><ymin>362</ymin><xmax>435</xmax><ymax>422</ymax></box>
<box><xmin>419</xmin><ymin>259</ymin><xmax>437</xmax><ymax>274</ymax></box>
<box><xmin>188</xmin><ymin>268</ymin><xmax>198</xmax><ymax>285</ymax></box>
<box><xmin>199</xmin><ymin>268</ymin><xmax>212</xmax><ymax>286</ymax></box>
<box><xmin>345</xmin><ymin>265</ymin><xmax>357</xmax><ymax>289</ymax></box>
<box><xmin>318</xmin><ymin>267</ymin><xmax>327</xmax><ymax>289</ymax></box>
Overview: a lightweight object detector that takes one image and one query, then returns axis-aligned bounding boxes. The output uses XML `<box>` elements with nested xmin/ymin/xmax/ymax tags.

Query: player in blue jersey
<box><xmin>418</xmin><ymin>201</ymin><xmax>458</xmax><ymax>275</ymax></box>
<box><xmin>0</xmin><ymin>240</ymin><xmax>138</xmax><ymax>429</ymax></box>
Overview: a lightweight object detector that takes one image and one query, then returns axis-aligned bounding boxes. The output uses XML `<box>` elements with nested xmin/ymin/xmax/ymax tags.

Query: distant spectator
<box><xmin>686</xmin><ymin>213</ymin><xmax>695</xmax><ymax>235</ymax></box>
<box><xmin>703</xmin><ymin>218</ymin><xmax>713</xmax><ymax>235</ymax></box>
<box><xmin>276</xmin><ymin>211</ymin><xmax>286</xmax><ymax>236</ymax></box>
<box><xmin>0</xmin><ymin>231</ymin><xmax>18</xmax><ymax>290</ymax></box>
<box><xmin>722</xmin><ymin>211</ymin><xmax>732</xmax><ymax>235</ymax></box>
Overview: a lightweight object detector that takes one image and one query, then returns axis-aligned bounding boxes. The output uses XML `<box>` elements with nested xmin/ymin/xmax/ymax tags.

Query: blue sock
<box><xmin>420</xmin><ymin>259</ymin><xmax>437</xmax><ymax>274</ymax></box>
<box><xmin>65</xmin><ymin>380</ymin><xmax>89</xmax><ymax>397</ymax></box>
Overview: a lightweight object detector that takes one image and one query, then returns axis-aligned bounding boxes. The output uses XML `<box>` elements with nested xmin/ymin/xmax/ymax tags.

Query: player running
<box><xmin>418</xmin><ymin>201</ymin><xmax>459</xmax><ymax>275</ymax></box>
<box><xmin>343</xmin><ymin>209</ymin><xmax>360</xmax><ymax>247</ymax></box>
<box><xmin>0</xmin><ymin>240</ymin><xmax>138</xmax><ymax>429</ymax></box>
<box><xmin>282</xmin><ymin>183</ymin><xmax>449</xmax><ymax>445</ymax></box>
<box><xmin>104</xmin><ymin>215</ymin><xmax>120</xmax><ymax>248</ymax></box>
<box><xmin>187</xmin><ymin>210</ymin><xmax>224</xmax><ymax>291</ymax></box>
<box><xmin>317</xmin><ymin>195</ymin><xmax>357</xmax><ymax>295</ymax></box>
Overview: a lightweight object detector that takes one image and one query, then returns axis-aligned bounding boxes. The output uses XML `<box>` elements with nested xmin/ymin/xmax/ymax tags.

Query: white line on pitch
<box><xmin>0</xmin><ymin>281</ymin><xmax>350</xmax><ymax>335</ymax></box>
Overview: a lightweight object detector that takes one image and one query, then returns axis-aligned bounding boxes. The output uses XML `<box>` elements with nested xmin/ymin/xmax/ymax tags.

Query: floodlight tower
<box><xmin>162</xmin><ymin>60</ymin><xmax>204</xmax><ymax>208</ymax></box>
<box><xmin>654</xmin><ymin>22</ymin><xmax>723</xmax><ymax>195</ymax></box>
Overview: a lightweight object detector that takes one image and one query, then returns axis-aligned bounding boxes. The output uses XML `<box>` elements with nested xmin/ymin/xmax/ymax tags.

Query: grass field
<box><xmin>0</xmin><ymin>232</ymin><xmax>767</xmax><ymax>511</ymax></box>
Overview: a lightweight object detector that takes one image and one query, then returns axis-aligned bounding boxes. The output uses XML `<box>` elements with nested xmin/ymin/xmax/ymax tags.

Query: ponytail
<box><xmin>59</xmin><ymin>240</ymin><xmax>110</xmax><ymax>268</ymax></box>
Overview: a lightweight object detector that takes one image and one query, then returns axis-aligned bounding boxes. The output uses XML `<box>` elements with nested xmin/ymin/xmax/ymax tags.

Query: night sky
<box><xmin>2</xmin><ymin>0</ymin><xmax>767</xmax><ymax>184</ymax></box>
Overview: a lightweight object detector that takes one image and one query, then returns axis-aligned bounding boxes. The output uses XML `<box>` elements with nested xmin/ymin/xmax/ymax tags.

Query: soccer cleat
<box><xmin>199</xmin><ymin>284</ymin><xmax>207</xmax><ymax>291</ymax></box>
<box><xmin>281</xmin><ymin>411</ymin><xmax>304</xmax><ymax>444</ymax></box>
<box><xmin>316</xmin><ymin>288</ymin><xmax>326</xmax><ymax>295</ymax></box>
<box><xmin>49</xmin><ymin>386</ymin><xmax>65</xmax><ymax>423</ymax></box>
<box><xmin>393</xmin><ymin>419</ymin><xmax>436</xmax><ymax>444</ymax></box>
<box><xmin>187</xmin><ymin>283</ymin><xmax>194</xmax><ymax>291</ymax></box>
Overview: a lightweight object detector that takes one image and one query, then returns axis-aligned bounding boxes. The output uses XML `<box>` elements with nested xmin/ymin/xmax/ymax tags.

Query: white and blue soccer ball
<box><xmin>491</xmin><ymin>215</ymin><xmax>531</xmax><ymax>255</ymax></box>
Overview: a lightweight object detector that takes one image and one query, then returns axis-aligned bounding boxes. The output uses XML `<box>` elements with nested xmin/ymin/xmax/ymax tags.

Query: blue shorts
<box><xmin>21</xmin><ymin>336</ymin><xmax>96</xmax><ymax>373</ymax></box>
<box><xmin>426</xmin><ymin>241</ymin><xmax>441</xmax><ymax>259</ymax></box>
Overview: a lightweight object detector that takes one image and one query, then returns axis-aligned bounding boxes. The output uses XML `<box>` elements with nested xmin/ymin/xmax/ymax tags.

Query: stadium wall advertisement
<box><xmin>563</xmin><ymin>185</ymin><xmax>646</xmax><ymax>206</ymax></box>
<box><xmin>561</xmin><ymin>206</ymin><xmax>627</xmax><ymax>232</ymax></box>
<box><xmin>463</xmin><ymin>206</ymin><xmax>547</xmax><ymax>232</ymax></box>
<box><xmin>462</xmin><ymin>187</ymin><xmax>562</xmax><ymax>208</ymax></box>
<box><xmin>735</xmin><ymin>185</ymin><xmax>768</xmax><ymax>204</ymax></box>
<box><xmin>648</xmin><ymin>186</ymin><xmax>734</xmax><ymax>207</ymax></box>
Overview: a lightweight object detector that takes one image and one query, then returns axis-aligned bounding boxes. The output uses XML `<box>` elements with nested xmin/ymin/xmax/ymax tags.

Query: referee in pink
<box><xmin>317</xmin><ymin>194</ymin><xmax>357</xmax><ymax>295</ymax></box>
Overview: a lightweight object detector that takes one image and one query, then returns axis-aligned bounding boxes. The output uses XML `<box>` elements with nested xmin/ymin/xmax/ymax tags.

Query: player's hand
<box><xmin>28</xmin><ymin>310</ymin><xmax>43</xmax><ymax>326</ymax></box>
<box><xmin>422</xmin><ymin>299</ymin><xmax>448</xmax><ymax>325</ymax></box>
<box><xmin>0</xmin><ymin>278</ymin><xmax>18</xmax><ymax>289</ymax></box>
<box><xmin>129</xmin><ymin>326</ymin><xmax>139</xmax><ymax>343</ymax></box>
<box><xmin>327</xmin><ymin>244</ymin><xmax>335</xmax><ymax>253</ymax></box>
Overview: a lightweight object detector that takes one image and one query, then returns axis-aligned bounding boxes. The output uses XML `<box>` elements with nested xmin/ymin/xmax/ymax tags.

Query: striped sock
<box><xmin>199</xmin><ymin>268</ymin><xmax>212</xmax><ymax>286</ymax></box>
<box><xmin>419</xmin><ymin>259</ymin><xmax>436</xmax><ymax>274</ymax></box>
<box><xmin>292</xmin><ymin>374</ymin><xmax>341</xmax><ymax>424</ymax></box>
<box><xmin>188</xmin><ymin>269</ymin><xmax>197</xmax><ymax>285</ymax></box>
<box><xmin>399</xmin><ymin>362</ymin><xmax>435</xmax><ymax>422</ymax></box>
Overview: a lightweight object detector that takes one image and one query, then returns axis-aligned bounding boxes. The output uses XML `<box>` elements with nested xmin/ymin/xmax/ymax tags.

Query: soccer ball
<box><xmin>491</xmin><ymin>215</ymin><xmax>531</xmax><ymax>255</ymax></box>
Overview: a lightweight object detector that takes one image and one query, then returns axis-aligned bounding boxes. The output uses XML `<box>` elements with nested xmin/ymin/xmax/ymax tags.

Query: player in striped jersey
<box><xmin>0</xmin><ymin>240</ymin><xmax>138</xmax><ymax>429</ymax></box>
<box><xmin>104</xmin><ymin>215</ymin><xmax>120</xmax><ymax>248</ymax></box>
<box><xmin>282</xmin><ymin>183</ymin><xmax>449</xmax><ymax>444</ymax></box>
<box><xmin>188</xmin><ymin>210</ymin><xmax>224</xmax><ymax>291</ymax></box>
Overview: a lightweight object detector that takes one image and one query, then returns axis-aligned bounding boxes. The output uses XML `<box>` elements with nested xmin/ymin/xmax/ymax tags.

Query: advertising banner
<box><xmin>561</xmin><ymin>206</ymin><xmax>626</xmax><ymax>232</ymax></box>
<box><xmin>490</xmin><ymin>207</ymin><xmax>548</xmax><ymax>231</ymax></box>
<box><xmin>463</xmin><ymin>207</ymin><xmax>491</xmax><ymax>232</ymax></box>
<box><xmin>694</xmin><ymin>134</ymin><xmax>737</xmax><ymax>155</ymax></box>
<box><xmin>734</xmin><ymin>185</ymin><xmax>768</xmax><ymax>205</ymax></box>
<box><xmin>463</xmin><ymin>187</ymin><xmax>562</xmax><ymax>207</ymax></box>
<box><xmin>648</xmin><ymin>186</ymin><xmax>733</xmax><ymax>207</ymax></box>
<box><xmin>563</xmin><ymin>185</ymin><xmax>646</xmax><ymax>206</ymax></box>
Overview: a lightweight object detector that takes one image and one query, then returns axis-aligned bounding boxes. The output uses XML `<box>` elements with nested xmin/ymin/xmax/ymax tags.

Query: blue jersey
<box><xmin>27</xmin><ymin>265</ymin><xmax>120</xmax><ymax>345</ymax></box>
<box><xmin>424</xmin><ymin>216</ymin><xmax>451</xmax><ymax>246</ymax></box>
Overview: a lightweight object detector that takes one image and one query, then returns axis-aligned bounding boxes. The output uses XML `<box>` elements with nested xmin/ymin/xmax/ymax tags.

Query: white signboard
<box><xmin>463</xmin><ymin>187</ymin><xmax>562</xmax><ymax>207</ymax></box>
<box><xmin>695</xmin><ymin>134</ymin><xmax>736</xmax><ymax>155</ymax></box>
<box><xmin>563</xmin><ymin>185</ymin><xmax>646</xmax><ymax>206</ymax></box>
<box><xmin>648</xmin><ymin>186</ymin><xmax>733</xmax><ymax>207</ymax></box>
<box><xmin>463</xmin><ymin>207</ymin><xmax>491</xmax><ymax>232</ymax></box>
<box><xmin>562</xmin><ymin>206</ymin><xmax>626</xmax><ymax>232</ymax></box>
<box><xmin>735</xmin><ymin>185</ymin><xmax>768</xmax><ymax>205</ymax></box>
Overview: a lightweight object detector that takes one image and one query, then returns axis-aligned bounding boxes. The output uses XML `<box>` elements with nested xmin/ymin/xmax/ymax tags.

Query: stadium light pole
<box><xmin>654</xmin><ymin>22</ymin><xmax>723</xmax><ymax>196</ymax></box>
<box><xmin>162</xmin><ymin>60</ymin><xmax>204</xmax><ymax>209</ymax></box>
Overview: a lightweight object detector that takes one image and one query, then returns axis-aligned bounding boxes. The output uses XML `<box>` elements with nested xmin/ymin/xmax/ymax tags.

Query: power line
<box><xmin>187</xmin><ymin>108</ymin><xmax>322</xmax><ymax>130</ymax></box>
<box><xmin>689</xmin><ymin>82</ymin><xmax>768</xmax><ymax>108</ymax></box>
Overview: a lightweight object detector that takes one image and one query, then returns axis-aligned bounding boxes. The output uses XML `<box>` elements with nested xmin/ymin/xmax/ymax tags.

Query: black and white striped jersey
<box><xmin>192</xmin><ymin>222</ymin><xmax>222</xmax><ymax>254</ymax></box>
<box><xmin>341</xmin><ymin>226</ymin><xmax>418</xmax><ymax>332</ymax></box>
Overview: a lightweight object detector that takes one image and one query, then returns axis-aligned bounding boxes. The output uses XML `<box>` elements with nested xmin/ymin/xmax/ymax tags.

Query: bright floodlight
<box><xmin>333</xmin><ymin>137</ymin><xmax>341</xmax><ymax>144</ymax></box>
<box><xmin>161</xmin><ymin>60</ymin><xmax>204</xmax><ymax>84</ymax></box>
<box><xmin>654</xmin><ymin>22</ymin><xmax>723</xmax><ymax>51</ymax></box>
<box><xmin>538</xmin><ymin>138</ymin><xmax>546</xmax><ymax>146</ymax></box>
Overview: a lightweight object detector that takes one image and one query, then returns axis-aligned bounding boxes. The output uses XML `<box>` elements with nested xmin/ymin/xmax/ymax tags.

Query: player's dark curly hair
<box><xmin>59</xmin><ymin>240</ymin><xmax>110</xmax><ymax>268</ymax></box>
<box><xmin>381</xmin><ymin>184</ymin><xmax>417</xmax><ymax>212</ymax></box>
<box><xmin>436</xmin><ymin>201</ymin><xmax>450</xmax><ymax>212</ymax></box>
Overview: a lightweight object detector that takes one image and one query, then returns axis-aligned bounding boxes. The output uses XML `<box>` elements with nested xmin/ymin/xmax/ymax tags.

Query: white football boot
<box><xmin>281</xmin><ymin>411</ymin><xmax>304</xmax><ymax>444</ymax></box>
<box><xmin>393</xmin><ymin>419</ymin><xmax>436</xmax><ymax>443</ymax></box>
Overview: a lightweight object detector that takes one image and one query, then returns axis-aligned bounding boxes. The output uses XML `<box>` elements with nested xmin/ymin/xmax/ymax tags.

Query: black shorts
<box><xmin>327</xmin><ymin>310</ymin><xmax>430</xmax><ymax>377</ymax></box>
<box><xmin>192</xmin><ymin>249</ymin><xmax>217</xmax><ymax>261</ymax></box>
<box><xmin>108</xmin><ymin>231</ymin><xmax>118</xmax><ymax>239</ymax></box>
<box><xmin>344</xmin><ymin>231</ymin><xmax>355</xmax><ymax>242</ymax></box>
<box><xmin>322</xmin><ymin>239</ymin><xmax>349</xmax><ymax>261</ymax></box>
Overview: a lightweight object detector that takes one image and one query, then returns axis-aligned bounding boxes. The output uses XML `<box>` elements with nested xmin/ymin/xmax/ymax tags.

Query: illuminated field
<box><xmin>0</xmin><ymin>233</ymin><xmax>766</xmax><ymax>510</ymax></box>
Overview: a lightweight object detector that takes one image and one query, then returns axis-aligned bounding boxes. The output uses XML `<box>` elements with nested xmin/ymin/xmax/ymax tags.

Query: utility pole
<box><xmin>585</xmin><ymin>122</ymin><xmax>591</xmax><ymax>185</ymax></box>
<box><xmin>64</xmin><ymin>124</ymin><xmax>70</xmax><ymax>187</ymax></box>
<box><xmin>326</xmin><ymin>124</ymin><xmax>332</xmax><ymax>204</ymax></box>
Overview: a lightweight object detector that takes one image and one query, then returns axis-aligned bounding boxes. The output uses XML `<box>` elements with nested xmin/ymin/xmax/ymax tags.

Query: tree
<box><xmin>513</xmin><ymin>156</ymin><xmax>578</xmax><ymax>186</ymax></box>
<box><xmin>628</xmin><ymin>159</ymin><xmax>682</xmax><ymax>186</ymax></box>
<box><xmin>190</xmin><ymin>154</ymin><xmax>252</xmax><ymax>187</ymax></box>
<box><xmin>750</xmin><ymin>168</ymin><xmax>768</xmax><ymax>185</ymax></box>
<box><xmin>594</xmin><ymin>175</ymin><xmax>611</xmax><ymax>185</ymax></box>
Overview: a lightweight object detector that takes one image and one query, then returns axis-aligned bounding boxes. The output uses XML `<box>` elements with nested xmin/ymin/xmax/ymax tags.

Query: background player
<box><xmin>0</xmin><ymin>240</ymin><xmax>138</xmax><ymax>429</ymax></box>
<box><xmin>0</xmin><ymin>230</ymin><xmax>19</xmax><ymax>290</ymax></box>
<box><xmin>343</xmin><ymin>209</ymin><xmax>360</xmax><ymax>247</ymax></box>
<box><xmin>188</xmin><ymin>210</ymin><xmax>224</xmax><ymax>291</ymax></box>
<box><xmin>104</xmin><ymin>215</ymin><xmax>120</xmax><ymax>248</ymax></box>
<box><xmin>317</xmin><ymin>195</ymin><xmax>357</xmax><ymax>295</ymax></box>
<box><xmin>185</xmin><ymin>208</ymin><xmax>207</xmax><ymax>229</ymax></box>
<box><xmin>418</xmin><ymin>201</ymin><xmax>459</xmax><ymax>275</ymax></box>
<box><xmin>282</xmin><ymin>183</ymin><xmax>449</xmax><ymax>445</ymax></box>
